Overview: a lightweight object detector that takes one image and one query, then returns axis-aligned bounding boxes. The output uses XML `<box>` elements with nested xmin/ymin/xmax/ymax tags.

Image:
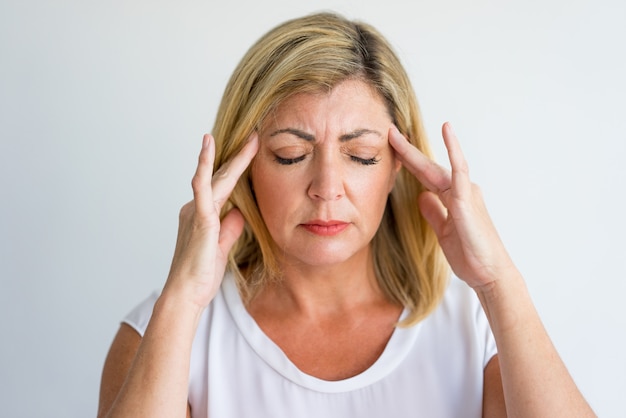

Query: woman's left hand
<box><xmin>388</xmin><ymin>122</ymin><xmax>517</xmax><ymax>290</ymax></box>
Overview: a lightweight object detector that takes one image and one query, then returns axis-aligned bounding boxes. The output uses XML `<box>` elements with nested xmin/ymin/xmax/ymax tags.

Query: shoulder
<box><xmin>439</xmin><ymin>275</ymin><xmax>484</xmax><ymax>317</ymax></box>
<box><xmin>418</xmin><ymin>275</ymin><xmax>497</xmax><ymax>367</ymax></box>
<box><xmin>122</xmin><ymin>272</ymin><xmax>237</xmax><ymax>337</ymax></box>
<box><xmin>122</xmin><ymin>290</ymin><xmax>160</xmax><ymax>336</ymax></box>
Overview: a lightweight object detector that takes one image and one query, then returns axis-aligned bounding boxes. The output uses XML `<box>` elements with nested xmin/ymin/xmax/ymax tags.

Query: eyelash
<box><xmin>274</xmin><ymin>155</ymin><xmax>379</xmax><ymax>166</ymax></box>
<box><xmin>274</xmin><ymin>155</ymin><xmax>306</xmax><ymax>165</ymax></box>
<box><xmin>351</xmin><ymin>156</ymin><xmax>380</xmax><ymax>166</ymax></box>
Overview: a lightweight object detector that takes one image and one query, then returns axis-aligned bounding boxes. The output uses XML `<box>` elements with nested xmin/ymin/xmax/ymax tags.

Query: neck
<box><xmin>252</xmin><ymin>247</ymin><xmax>391</xmax><ymax>319</ymax></box>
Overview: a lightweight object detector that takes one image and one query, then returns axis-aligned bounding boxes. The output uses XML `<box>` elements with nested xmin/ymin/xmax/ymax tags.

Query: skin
<box><xmin>250</xmin><ymin>80</ymin><xmax>400</xmax><ymax>300</ymax></box>
<box><xmin>98</xmin><ymin>80</ymin><xmax>595</xmax><ymax>417</ymax></box>
<box><xmin>98</xmin><ymin>132</ymin><xmax>259</xmax><ymax>418</ymax></box>
<box><xmin>247</xmin><ymin>80</ymin><xmax>403</xmax><ymax>380</ymax></box>
<box><xmin>389</xmin><ymin>123</ymin><xmax>595</xmax><ymax>417</ymax></box>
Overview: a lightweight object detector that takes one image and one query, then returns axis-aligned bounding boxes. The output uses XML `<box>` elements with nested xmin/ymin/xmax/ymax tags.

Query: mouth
<box><xmin>300</xmin><ymin>220</ymin><xmax>350</xmax><ymax>236</ymax></box>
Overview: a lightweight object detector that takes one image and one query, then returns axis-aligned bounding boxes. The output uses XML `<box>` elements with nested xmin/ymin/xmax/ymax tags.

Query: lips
<box><xmin>301</xmin><ymin>220</ymin><xmax>350</xmax><ymax>236</ymax></box>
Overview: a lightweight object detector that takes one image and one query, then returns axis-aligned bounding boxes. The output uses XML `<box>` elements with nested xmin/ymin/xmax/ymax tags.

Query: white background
<box><xmin>1</xmin><ymin>0</ymin><xmax>624</xmax><ymax>416</ymax></box>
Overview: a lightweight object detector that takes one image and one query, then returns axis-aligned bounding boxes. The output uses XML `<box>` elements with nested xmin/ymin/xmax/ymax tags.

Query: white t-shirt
<box><xmin>123</xmin><ymin>273</ymin><xmax>497</xmax><ymax>418</ymax></box>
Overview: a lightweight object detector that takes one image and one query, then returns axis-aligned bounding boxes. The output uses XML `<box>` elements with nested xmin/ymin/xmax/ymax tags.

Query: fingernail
<box><xmin>246</xmin><ymin>132</ymin><xmax>258</xmax><ymax>143</ymax></box>
<box><xmin>202</xmin><ymin>134</ymin><xmax>211</xmax><ymax>148</ymax></box>
<box><xmin>246</xmin><ymin>132</ymin><xmax>259</xmax><ymax>151</ymax></box>
<box><xmin>446</xmin><ymin>122</ymin><xmax>456</xmax><ymax>135</ymax></box>
<box><xmin>390</xmin><ymin>125</ymin><xmax>405</xmax><ymax>141</ymax></box>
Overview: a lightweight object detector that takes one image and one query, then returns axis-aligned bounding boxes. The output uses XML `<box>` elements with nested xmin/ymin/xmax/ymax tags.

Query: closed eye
<box><xmin>275</xmin><ymin>155</ymin><xmax>306</xmax><ymax>165</ymax></box>
<box><xmin>350</xmin><ymin>155</ymin><xmax>380</xmax><ymax>166</ymax></box>
<box><xmin>274</xmin><ymin>154</ymin><xmax>379</xmax><ymax>165</ymax></box>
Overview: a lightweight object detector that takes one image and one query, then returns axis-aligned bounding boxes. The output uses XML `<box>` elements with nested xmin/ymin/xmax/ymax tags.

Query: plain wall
<box><xmin>1</xmin><ymin>0</ymin><xmax>624</xmax><ymax>416</ymax></box>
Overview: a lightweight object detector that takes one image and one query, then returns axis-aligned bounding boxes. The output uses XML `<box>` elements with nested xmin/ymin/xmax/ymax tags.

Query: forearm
<box><xmin>106</xmin><ymin>290</ymin><xmax>202</xmax><ymax>418</ymax></box>
<box><xmin>476</xmin><ymin>272</ymin><xmax>595</xmax><ymax>418</ymax></box>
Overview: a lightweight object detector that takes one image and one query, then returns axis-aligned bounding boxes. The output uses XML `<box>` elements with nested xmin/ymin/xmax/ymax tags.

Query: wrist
<box><xmin>473</xmin><ymin>269</ymin><xmax>533</xmax><ymax>333</ymax></box>
<box><xmin>162</xmin><ymin>270</ymin><xmax>222</xmax><ymax>309</ymax></box>
<box><xmin>155</xmin><ymin>284</ymin><xmax>208</xmax><ymax>326</ymax></box>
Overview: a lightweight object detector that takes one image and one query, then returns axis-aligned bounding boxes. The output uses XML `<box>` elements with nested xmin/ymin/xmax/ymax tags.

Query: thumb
<box><xmin>218</xmin><ymin>208</ymin><xmax>245</xmax><ymax>256</ymax></box>
<box><xmin>418</xmin><ymin>191</ymin><xmax>447</xmax><ymax>239</ymax></box>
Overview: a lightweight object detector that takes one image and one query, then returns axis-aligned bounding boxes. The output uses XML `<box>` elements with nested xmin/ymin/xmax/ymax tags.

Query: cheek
<box><xmin>347</xmin><ymin>167</ymin><xmax>394</xmax><ymax>212</ymax></box>
<box><xmin>251</xmin><ymin>163</ymin><xmax>298</xmax><ymax>223</ymax></box>
<box><xmin>356</xmin><ymin>159</ymin><xmax>398</xmax><ymax>194</ymax></box>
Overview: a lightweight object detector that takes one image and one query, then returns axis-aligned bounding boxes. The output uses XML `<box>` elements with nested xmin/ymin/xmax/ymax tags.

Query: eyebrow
<box><xmin>339</xmin><ymin>129</ymin><xmax>383</xmax><ymax>142</ymax></box>
<box><xmin>269</xmin><ymin>128</ymin><xmax>383</xmax><ymax>142</ymax></box>
<box><xmin>269</xmin><ymin>128</ymin><xmax>315</xmax><ymax>141</ymax></box>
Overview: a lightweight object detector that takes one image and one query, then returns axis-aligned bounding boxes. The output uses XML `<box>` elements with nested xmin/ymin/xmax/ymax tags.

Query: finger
<box><xmin>211</xmin><ymin>133</ymin><xmax>259</xmax><ymax>211</ymax></box>
<box><xmin>442</xmin><ymin>122</ymin><xmax>472</xmax><ymax>200</ymax></box>
<box><xmin>388</xmin><ymin>125</ymin><xmax>451</xmax><ymax>193</ymax></box>
<box><xmin>191</xmin><ymin>134</ymin><xmax>217</xmax><ymax>217</ymax></box>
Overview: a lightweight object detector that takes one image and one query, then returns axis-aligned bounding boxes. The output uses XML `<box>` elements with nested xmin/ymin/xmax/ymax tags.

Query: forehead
<box><xmin>262</xmin><ymin>79</ymin><xmax>392</xmax><ymax>131</ymax></box>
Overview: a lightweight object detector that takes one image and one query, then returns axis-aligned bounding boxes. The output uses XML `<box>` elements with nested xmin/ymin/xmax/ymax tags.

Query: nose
<box><xmin>307</xmin><ymin>153</ymin><xmax>345</xmax><ymax>201</ymax></box>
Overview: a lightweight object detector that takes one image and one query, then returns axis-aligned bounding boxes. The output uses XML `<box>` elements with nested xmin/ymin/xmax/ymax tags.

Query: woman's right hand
<box><xmin>163</xmin><ymin>133</ymin><xmax>259</xmax><ymax>309</ymax></box>
<box><xmin>99</xmin><ymin>134</ymin><xmax>258</xmax><ymax>418</ymax></box>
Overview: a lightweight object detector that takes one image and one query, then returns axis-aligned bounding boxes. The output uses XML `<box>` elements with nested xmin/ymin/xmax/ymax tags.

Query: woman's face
<box><xmin>251</xmin><ymin>79</ymin><xmax>401</xmax><ymax>270</ymax></box>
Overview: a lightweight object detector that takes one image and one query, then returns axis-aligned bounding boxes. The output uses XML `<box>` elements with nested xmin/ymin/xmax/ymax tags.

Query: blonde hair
<box><xmin>213</xmin><ymin>12</ymin><xmax>449</xmax><ymax>326</ymax></box>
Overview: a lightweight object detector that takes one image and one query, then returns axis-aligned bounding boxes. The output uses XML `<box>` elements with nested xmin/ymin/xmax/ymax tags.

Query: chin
<box><xmin>285</xmin><ymin>242</ymin><xmax>370</xmax><ymax>269</ymax></box>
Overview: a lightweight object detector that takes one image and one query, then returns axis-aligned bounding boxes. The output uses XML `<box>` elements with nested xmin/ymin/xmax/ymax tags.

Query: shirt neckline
<box><xmin>221</xmin><ymin>272</ymin><xmax>422</xmax><ymax>393</ymax></box>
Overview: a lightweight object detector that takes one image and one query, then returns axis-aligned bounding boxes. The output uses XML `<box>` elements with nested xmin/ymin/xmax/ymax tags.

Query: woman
<box><xmin>98</xmin><ymin>12</ymin><xmax>595</xmax><ymax>417</ymax></box>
